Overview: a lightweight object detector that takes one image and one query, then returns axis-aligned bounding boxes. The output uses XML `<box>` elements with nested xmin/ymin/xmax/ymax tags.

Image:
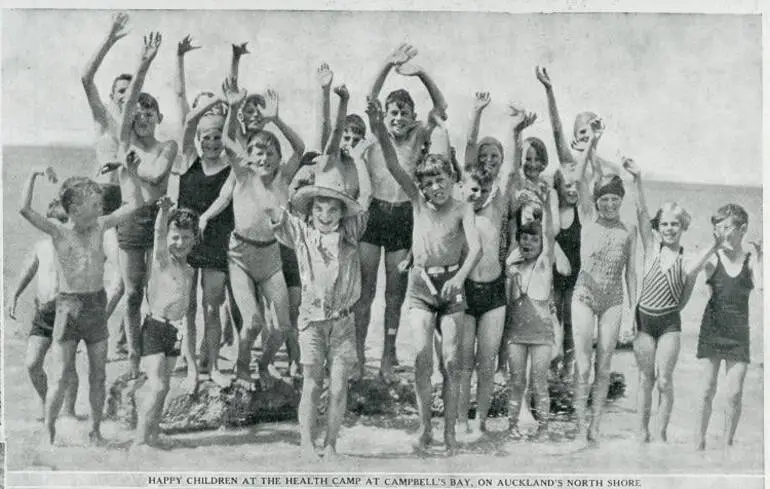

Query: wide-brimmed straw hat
<box><xmin>291</xmin><ymin>155</ymin><xmax>361</xmax><ymax>217</ymax></box>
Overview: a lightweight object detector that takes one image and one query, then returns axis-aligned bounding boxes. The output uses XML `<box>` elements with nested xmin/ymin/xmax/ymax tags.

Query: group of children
<box><xmin>10</xmin><ymin>12</ymin><xmax>761</xmax><ymax>458</ymax></box>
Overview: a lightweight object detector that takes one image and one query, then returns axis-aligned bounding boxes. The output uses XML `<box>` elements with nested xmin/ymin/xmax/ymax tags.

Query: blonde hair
<box><xmin>651</xmin><ymin>202</ymin><xmax>691</xmax><ymax>232</ymax></box>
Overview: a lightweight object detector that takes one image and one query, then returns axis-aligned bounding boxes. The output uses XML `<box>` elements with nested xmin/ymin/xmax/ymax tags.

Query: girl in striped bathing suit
<box><xmin>625</xmin><ymin>159</ymin><xmax>724</xmax><ymax>443</ymax></box>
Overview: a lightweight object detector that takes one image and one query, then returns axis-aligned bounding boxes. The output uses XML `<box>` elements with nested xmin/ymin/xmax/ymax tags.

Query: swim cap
<box><xmin>593</xmin><ymin>174</ymin><xmax>625</xmax><ymax>201</ymax></box>
<box><xmin>197</xmin><ymin>115</ymin><xmax>225</xmax><ymax>133</ymax></box>
<box><xmin>477</xmin><ymin>137</ymin><xmax>504</xmax><ymax>161</ymax></box>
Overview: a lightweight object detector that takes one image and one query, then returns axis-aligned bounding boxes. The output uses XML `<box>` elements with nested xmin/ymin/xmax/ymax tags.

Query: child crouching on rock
<box><xmin>133</xmin><ymin>196</ymin><xmax>199</xmax><ymax>450</ymax></box>
<box><xmin>265</xmin><ymin>149</ymin><xmax>369</xmax><ymax>461</ymax></box>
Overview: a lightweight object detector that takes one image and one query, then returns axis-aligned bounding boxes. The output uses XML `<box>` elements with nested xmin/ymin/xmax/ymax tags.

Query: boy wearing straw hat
<box><xmin>264</xmin><ymin>155</ymin><xmax>369</xmax><ymax>461</ymax></box>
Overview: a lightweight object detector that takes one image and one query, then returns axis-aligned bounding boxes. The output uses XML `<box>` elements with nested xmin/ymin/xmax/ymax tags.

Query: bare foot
<box><xmin>258</xmin><ymin>365</ymin><xmax>276</xmax><ymax>390</ymax></box>
<box><xmin>322</xmin><ymin>445</ymin><xmax>344</xmax><ymax>462</ymax></box>
<box><xmin>696</xmin><ymin>439</ymin><xmax>706</xmax><ymax>451</ymax></box>
<box><xmin>444</xmin><ymin>432</ymin><xmax>459</xmax><ymax>455</ymax></box>
<box><xmin>300</xmin><ymin>443</ymin><xmax>321</xmax><ymax>462</ymax></box>
<box><xmin>44</xmin><ymin>424</ymin><xmax>56</xmax><ymax>446</ymax></box>
<box><xmin>657</xmin><ymin>431</ymin><xmax>668</xmax><ymax>443</ymax></box>
<box><xmin>88</xmin><ymin>430</ymin><xmax>105</xmax><ymax>446</ymax></box>
<box><xmin>507</xmin><ymin>425</ymin><xmax>524</xmax><ymax>441</ymax></box>
<box><xmin>413</xmin><ymin>432</ymin><xmax>434</xmax><ymax>452</ymax></box>
<box><xmin>637</xmin><ymin>430</ymin><xmax>651</xmax><ymax>444</ymax></box>
<box><xmin>60</xmin><ymin>411</ymin><xmax>87</xmax><ymax>422</ymax></box>
<box><xmin>210</xmin><ymin>369</ymin><xmax>232</xmax><ymax>388</ymax></box>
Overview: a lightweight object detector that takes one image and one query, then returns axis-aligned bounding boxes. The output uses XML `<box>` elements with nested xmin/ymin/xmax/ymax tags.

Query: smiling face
<box><xmin>518</xmin><ymin>231</ymin><xmax>543</xmax><ymax>261</ymax></box>
<box><xmin>524</xmin><ymin>146</ymin><xmax>546</xmax><ymax>181</ymax></box>
<box><xmin>67</xmin><ymin>191</ymin><xmax>103</xmax><ymax>227</ymax></box>
<box><xmin>420</xmin><ymin>170</ymin><xmax>453</xmax><ymax>207</ymax></box>
<box><xmin>311</xmin><ymin>197</ymin><xmax>344</xmax><ymax>234</ymax></box>
<box><xmin>478</xmin><ymin>144</ymin><xmax>503</xmax><ymax>178</ymax></box>
<box><xmin>657</xmin><ymin>209</ymin><xmax>684</xmax><ymax>247</ymax></box>
<box><xmin>340</xmin><ymin>127</ymin><xmax>364</xmax><ymax>155</ymax></box>
<box><xmin>110</xmin><ymin>78</ymin><xmax>131</xmax><ymax>110</ymax></box>
<box><xmin>132</xmin><ymin>105</ymin><xmax>161</xmax><ymax>138</ymax></box>
<box><xmin>558</xmin><ymin>178</ymin><xmax>579</xmax><ymax>206</ymax></box>
<box><xmin>240</xmin><ymin>98</ymin><xmax>265</xmax><ymax>133</ymax></box>
<box><xmin>198</xmin><ymin>127</ymin><xmax>224</xmax><ymax>160</ymax></box>
<box><xmin>247</xmin><ymin>142</ymin><xmax>281</xmax><ymax>178</ymax></box>
<box><xmin>166</xmin><ymin>223</ymin><xmax>196</xmax><ymax>260</ymax></box>
<box><xmin>713</xmin><ymin>216</ymin><xmax>747</xmax><ymax>250</ymax></box>
<box><xmin>384</xmin><ymin>101</ymin><xmax>415</xmax><ymax>139</ymax></box>
<box><xmin>465</xmin><ymin>175</ymin><xmax>492</xmax><ymax>211</ymax></box>
<box><xmin>596</xmin><ymin>193</ymin><xmax>623</xmax><ymax>220</ymax></box>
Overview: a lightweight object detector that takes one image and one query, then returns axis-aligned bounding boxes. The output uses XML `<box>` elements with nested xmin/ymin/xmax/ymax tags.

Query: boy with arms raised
<box><xmin>368</xmin><ymin>98</ymin><xmax>480</xmax><ymax>452</ymax></box>
<box><xmin>205</xmin><ymin>78</ymin><xmax>304</xmax><ymax>389</ymax></box>
<box><xmin>9</xmin><ymin>197</ymin><xmax>79</xmax><ymax>421</ymax></box>
<box><xmin>133</xmin><ymin>197</ymin><xmax>199</xmax><ymax>450</ymax></box>
<box><xmin>356</xmin><ymin>44</ymin><xmax>448</xmax><ymax>380</ymax></box>
<box><xmin>116</xmin><ymin>32</ymin><xmax>180</xmax><ymax>376</ymax></box>
<box><xmin>265</xmin><ymin>103</ymin><xmax>370</xmax><ymax>460</ymax></box>
<box><xmin>19</xmin><ymin>164</ymin><xmax>143</xmax><ymax>445</ymax></box>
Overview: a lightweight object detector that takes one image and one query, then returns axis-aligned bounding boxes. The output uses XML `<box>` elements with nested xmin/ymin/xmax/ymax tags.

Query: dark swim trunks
<box><xmin>635</xmin><ymin>306</ymin><xmax>681</xmax><ymax>340</ymax></box>
<box><xmin>464</xmin><ymin>274</ymin><xmax>507</xmax><ymax>320</ymax></box>
<box><xmin>280</xmin><ymin>244</ymin><xmax>302</xmax><ymax>288</ymax></box>
<box><xmin>30</xmin><ymin>298</ymin><xmax>56</xmax><ymax>338</ymax></box>
<box><xmin>117</xmin><ymin>203</ymin><xmax>159</xmax><ymax>250</ymax></box>
<box><xmin>53</xmin><ymin>290</ymin><xmax>108</xmax><ymax>344</ymax></box>
<box><xmin>360</xmin><ymin>198</ymin><xmax>413</xmax><ymax>252</ymax></box>
<box><xmin>406</xmin><ymin>266</ymin><xmax>466</xmax><ymax>316</ymax></box>
<box><xmin>140</xmin><ymin>315</ymin><xmax>182</xmax><ymax>358</ymax></box>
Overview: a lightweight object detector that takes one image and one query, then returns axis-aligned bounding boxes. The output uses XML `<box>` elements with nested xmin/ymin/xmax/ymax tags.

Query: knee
<box><xmin>25</xmin><ymin>354</ymin><xmax>45</xmax><ymax>373</ymax></box>
<box><xmin>302</xmin><ymin>374</ymin><xmax>324</xmax><ymax>393</ymax></box>
<box><xmin>657</xmin><ymin>375</ymin><xmax>673</xmax><ymax>395</ymax></box>
<box><xmin>414</xmin><ymin>349</ymin><xmax>433</xmax><ymax>373</ymax></box>
<box><xmin>509</xmin><ymin>373</ymin><xmax>526</xmax><ymax>392</ymax></box>
<box><xmin>700</xmin><ymin>381</ymin><xmax>717</xmax><ymax>403</ymax></box>
<box><xmin>443</xmin><ymin>356</ymin><xmax>460</xmax><ymax>377</ymax></box>
<box><xmin>88</xmin><ymin>366</ymin><xmax>106</xmax><ymax>386</ymax></box>
<box><xmin>125</xmin><ymin>287</ymin><xmax>144</xmax><ymax>308</ymax></box>
<box><xmin>639</xmin><ymin>369</ymin><xmax>656</xmax><ymax>388</ymax></box>
<box><xmin>725</xmin><ymin>386</ymin><xmax>743</xmax><ymax>406</ymax></box>
<box><xmin>148</xmin><ymin>378</ymin><xmax>170</xmax><ymax>397</ymax></box>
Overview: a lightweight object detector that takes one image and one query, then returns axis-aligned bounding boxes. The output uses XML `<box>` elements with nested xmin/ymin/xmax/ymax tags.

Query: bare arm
<box><xmin>574</xmin><ymin>134</ymin><xmax>599</xmax><ymax>220</ymax></box>
<box><xmin>81</xmin><ymin>12</ymin><xmax>130</xmax><ymax>132</ymax></box>
<box><xmin>324</xmin><ymin>85</ymin><xmax>349</xmax><ymax>157</ymax></box>
<box><xmin>152</xmin><ymin>197</ymin><xmax>174</xmax><ymax>268</ymax></box>
<box><xmin>182</xmin><ymin>96</ymin><xmax>225</xmax><ymax>162</ymax></box>
<box><xmin>101</xmin><ymin>153</ymin><xmax>144</xmax><ymax>229</ymax></box>
<box><xmin>19</xmin><ymin>169</ymin><xmax>60</xmax><ymax>237</ymax></box>
<box><xmin>457</xmin><ymin>205</ymin><xmax>482</xmax><ymax>281</ymax></box>
<box><xmin>175</xmin><ymin>35</ymin><xmax>201</xmax><ymax>127</ymax></box>
<box><xmin>396</xmin><ymin>62</ymin><xmax>448</xmax><ymax>114</ymax></box>
<box><xmin>118</xmin><ymin>32</ymin><xmax>162</xmax><ymax>147</ymax></box>
<box><xmin>200</xmin><ymin>172</ymin><xmax>235</xmax><ymax>225</ymax></box>
<box><xmin>134</xmin><ymin>141</ymin><xmax>179</xmax><ymax>186</ymax></box>
<box><xmin>504</xmin><ymin>107</ymin><xmax>537</xmax><ymax>196</ymax></box>
<box><xmin>541</xmin><ymin>187</ymin><xmax>557</xmax><ymax>263</ymax></box>
<box><xmin>261</xmin><ymin>89</ymin><xmax>306</xmax><ymax>182</ymax></box>
<box><xmin>464</xmin><ymin>92</ymin><xmax>490</xmax><ymax>169</ymax></box>
<box><xmin>366</xmin><ymin>98</ymin><xmax>419</xmax><ymax>201</ymax></box>
<box><xmin>9</xmin><ymin>251</ymin><xmax>39</xmax><ymax>319</ymax></box>
<box><xmin>680</xmin><ymin>237</ymin><xmax>723</xmax><ymax>309</ymax></box>
<box><xmin>624</xmin><ymin>159</ymin><xmax>654</xmax><ymax>254</ymax></box>
<box><xmin>220</xmin><ymin>77</ymin><xmax>250</xmax><ymax>173</ymax></box>
<box><xmin>535</xmin><ymin>66</ymin><xmax>575</xmax><ymax>166</ymax></box>
<box><xmin>229</xmin><ymin>42</ymin><xmax>249</xmax><ymax>92</ymax></box>
<box><xmin>369</xmin><ymin>44</ymin><xmax>418</xmax><ymax>100</ymax></box>
<box><xmin>625</xmin><ymin>229</ymin><xmax>638</xmax><ymax>308</ymax></box>
<box><xmin>316</xmin><ymin>63</ymin><xmax>333</xmax><ymax>151</ymax></box>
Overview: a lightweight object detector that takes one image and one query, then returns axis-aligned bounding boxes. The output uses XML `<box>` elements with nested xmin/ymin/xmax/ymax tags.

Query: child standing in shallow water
<box><xmin>695</xmin><ymin>204</ymin><xmax>759</xmax><ymax>450</ymax></box>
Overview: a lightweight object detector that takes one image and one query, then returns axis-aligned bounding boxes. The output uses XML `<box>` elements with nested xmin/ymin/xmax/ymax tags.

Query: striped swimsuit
<box><xmin>635</xmin><ymin>247</ymin><xmax>686</xmax><ymax>339</ymax></box>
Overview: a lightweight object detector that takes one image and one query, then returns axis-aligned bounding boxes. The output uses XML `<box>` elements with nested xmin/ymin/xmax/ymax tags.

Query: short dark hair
<box><xmin>514</xmin><ymin>200</ymin><xmax>543</xmax><ymax>228</ymax></box>
<box><xmin>111</xmin><ymin>73</ymin><xmax>132</xmax><ymax>94</ymax></box>
<box><xmin>247</xmin><ymin>130</ymin><xmax>282</xmax><ymax>159</ymax></box>
<box><xmin>46</xmin><ymin>197</ymin><xmax>69</xmax><ymax>223</ymax></box>
<box><xmin>137</xmin><ymin>92</ymin><xmax>160</xmax><ymax>113</ymax></box>
<box><xmin>516</xmin><ymin>221</ymin><xmax>541</xmax><ymax>242</ymax></box>
<box><xmin>59</xmin><ymin>177</ymin><xmax>103</xmax><ymax>214</ymax></box>
<box><xmin>711</xmin><ymin>203</ymin><xmax>749</xmax><ymax>227</ymax></box>
<box><xmin>168</xmin><ymin>207</ymin><xmax>200</xmax><ymax>235</ymax></box>
<box><xmin>384</xmin><ymin>89</ymin><xmax>415</xmax><ymax>113</ymax></box>
<box><xmin>415</xmin><ymin>153</ymin><xmax>453</xmax><ymax>185</ymax></box>
<box><xmin>344</xmin><ymin>114</ymin><xmax>366</xmax><ymax>137</ymax></box>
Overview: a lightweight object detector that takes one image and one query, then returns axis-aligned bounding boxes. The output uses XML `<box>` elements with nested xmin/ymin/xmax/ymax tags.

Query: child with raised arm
<box><xmin>694</xmin><ymin>204</ymin><xmax>759</xmax><ymax>450</ymax></box>
<box><xmin>9</xmin><ymin>197</ymin><xmax>79</xmax><ymax>421</ymax></box>
<box><xmin>368</xmin><ymin>97</ymin><xmax>480</xmax><ymax>453</ymax></box>
<box><xmin>266</xmin><ymin>146</ymin><xmax>369</xmax><ymax>461</ymax></box>
<box><xmin>205</xmin><ymin>78</ymin><xmax>305</xmax><ymax>389</ymax></box>
<box><xmin>133</xmin><ymin>197</ymin><xmax>199</xmax><ymax>450</ymax></box>
<box><xmin>116</xmin><ymin>32</ymin><xmax>180</xmax><ymax>377</ymax></box>
<box><xmin>357</xmin><ymin>44</ymin><xmax>448</xmax><ymax>380</ymax></box>
<box><xmin>457</xmin><ymin>100</ymin><xmax>538</xmax><ymax>435</ymax></box>
<box><xmin>19</xmin><ymin>164</ymin><xmax>143</xmax><ymax>445</ymax></box>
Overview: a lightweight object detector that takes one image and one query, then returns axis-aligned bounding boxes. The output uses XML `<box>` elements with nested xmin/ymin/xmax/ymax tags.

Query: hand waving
<box><xmin>141</xmin><ymin>32</ymin><xmax>162</xmax><ymax>64</ymax></box>
<box><xmin>177</xmin><ymin>35</ymin><xmax>201</xmax><ymax>56</ymax></box>
<box><xmin>317</xmin><ymin>63</ymin><xmax>333</xmax><ymax>88</ymax></box>
<box><xmin>387</xmin><ymin>43</ymin><xmax>418</xmax><ymax>66</ymax></box>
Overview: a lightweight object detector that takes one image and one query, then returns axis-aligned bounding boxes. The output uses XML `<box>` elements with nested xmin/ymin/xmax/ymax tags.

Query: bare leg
<box><xmin>570</xmin><ymin>299</ymin><xmax>595</xmax><ymax>438</ymax></box>
<box><xmin>411</xmin><ymin>308</ymin><xmax>437</xmax><ymax>449</ymax></box>
<box><xmin>695</xmin><ymin>358</ymin><xmax>721</xmax><ymax>450</ymax></box>
<box><xmin>201</xmin><ymin>269</ymin><xmax>229</xmax><ymax>386</ymax></box>
<box><xmin>229</xmin><ymin>264</ymin><xmax>263</xmax><ymax>388</ymax></box>
<box><xmin>26</xmin><ymin>336</ymin><xmax>53</xmax><ymax>419</ymax></box>
<box><xmin>257</xmin><ymin>271</ymin><xmax>290</xmax><ymax>389</ymax></box>
<box><xmin>285</xmin><ymin>285</ymin><xmax>302</xmax><ymax>377</ymax></box>
<box><xmin>654</xmin><ymin>332</ymin><xmax>681</xmax><ymax>442</ymax></box>
<box><xmin>323</xmin><ymin>355</ymin><xmax>352</xmax><ymax>460</ymax></box>
<box><xmin>587</xmin><ymin>304</ymin><xmax>623</xmax><ymax>443</ymax></box>
<box><xmin>185</xmin><ymin>268</ymin><xmax>200</xmax><ymax>372</ymax></box>
<box><xmin>119</xmin><ymin>248</ymin><xmax>151</xmax><ymax>376</ymax></box>
<box><xmin>353</xmin><ymin>242</ymin><xmax>381</xmax><ymax>380</ymax></box>
<box><xmin>723</xmin><ymin>360</ymin><xmax>748</xmax><ymax>447</ymax></box>
<box><xmin>298</xmin><ymin>363</ymin><xmax>323</xmax><ymax>461</ymax></box>
<box><xmin>381</xmin><ymin>249</ymin><xmax>409</xmax><ymax>378</ymax></box>
<box><xmin>85</xmin><ymin>339</ymin><xmax>109</xmax><ymax>443</ymax></box>
<box><xmin>506</xmin><ymin>343</ymin><xmax>528</xmax><ymax>439</ymax></box>
<box><xmin>457</xmin><ymin>314</ymin><xmax>477</xmax><ymax>433</ymax></box>
<box><xmin>439</xmin><ymin>312</ymin><xmax>463</xmax><ymax>452</ymax></box>
<box><xmin>633</xmin><ymin>331</ymin><xmax>657</xmax><ymax>442</ymax></box>
<box><xmin>43</xmin><ymin>340</ymin><xmax>78</xmax><ymax>444</ymax></box>
<box><xmin>475</xmin><ymin>306</ymin><xmax>505</xmax><ymax>432</ymax></box>
<box><xmin>134</xmin><ymin>353</ymin><xmax>171</xmax><ymax>446</ymax></box>
<box><xmin>530</xmin><ymin>344</ymin><xmax>552</xmax><ymax>439</ymax></box>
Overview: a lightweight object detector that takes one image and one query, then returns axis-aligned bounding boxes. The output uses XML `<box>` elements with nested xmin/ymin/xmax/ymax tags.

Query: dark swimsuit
<box><xmin>697</xmin><ymin>252</ymin><xmax>753</xmax><ymax>363</ymax></box>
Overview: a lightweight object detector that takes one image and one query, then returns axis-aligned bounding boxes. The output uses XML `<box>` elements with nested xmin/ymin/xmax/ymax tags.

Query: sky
<box><xmin>1</xmin><ymin>8</ymin><xmax>762</xmax><ymax>186</ymax></box>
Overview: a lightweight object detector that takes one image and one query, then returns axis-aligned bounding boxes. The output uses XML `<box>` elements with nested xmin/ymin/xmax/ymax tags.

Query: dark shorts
<box><xmin>280</xmin><ymin>244</ymin><xmax>301</xmax><ymax>288</ymax></box>
<box><xmin>636</xmin><ymin>307</ymin><xmax>682</xmax><ymax>340</ymax></box>
<box><xmin>100</xmin><ymin>184</ymin><xmax>122</xmax><ymax>215</ymax></box>
<box><xmin>360</xmin><ymin>198</ymin><xmax>413</xmax><ymax>252</ymax></box>
<box><xmin>30</xmin><ymin>298</ymin><xmax>56</xmax><ymax>338</ymax></box>
<box><xmin>406</xmin><ymin>267</ymin><xmax>466</xmax><ymax>317</ymax></box>
<box><xmin>464</xmin><ymin>274</ymin><xmax>507</xmax><ymax>320</ymax></box>
<box><xmin>117</xmin><ymin>203</ymin><xmax>159</xmax><ymax>250</ymax></box>
<box><xmin>140</xmin><ymin>316</ymin><xmax>182</xmax><ymax>358</ymax></box>
<box><xmin>53</xmin><ymin>290</ymin><xmax>108</xmax><ymax>344</ymax></box>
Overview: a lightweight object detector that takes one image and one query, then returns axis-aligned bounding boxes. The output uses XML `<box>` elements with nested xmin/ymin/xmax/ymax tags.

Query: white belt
<box><xmin>416</xmin><ymin>264</ymin><xmax>459</xmax><ymax>276</ymax></box>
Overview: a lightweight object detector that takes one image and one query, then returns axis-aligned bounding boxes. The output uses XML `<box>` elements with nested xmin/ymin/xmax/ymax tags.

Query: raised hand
<box><xmin>107</xmin><ymin>12</ymin><xmax>130</xmax><ymax>43</ymax></box>
<box><xmin>333</xmin><ymin>84</ymin><xmax>349</xmax><ymax>101</ymax></box>
<box><xmin>232</xmin><ymin>41</ymin><xmax>250</xmax><ymax>57</ymax></box>
<box><xmin>590</xmin><ymin>117</ymin><xmax>605</xmax><ymax>140</ymax></box>
<box><xmin>428</xmin><ymin>106</ymin><xmax>448</xmax><ymax>128</ymax></box>
<box><xmin>262</xmin><ymin>89</ymin><xmax>279</xmax><ymax>120</ymax></box>
<box><xmin>509</xmin><ymin>104</ymin><xmax>537</xmax><ymax>132</ymax></box>
<box><xmin>365</xmin><ymin>97</ymin><xmax>384</xmax><ymax>130</ymax></box>
<box><xmin>622</xmin><ymin>157</ymin><xmax>641</xmax><ymax>180</ymax></box>
<box><xmin>535</xmin><ymin>66</ymin><xmax>552</xmax><ymax>89</ymax></box>
<box><xmin>387</xmin><ymin>43</ymin><xmax>418</xmax><ymax>66</ymax></box>
<box><xmin>473</xmin><ymin>91</ymin><xmax>491</xmax><ymax>112</ymax></box>
<box><xmin>156</xmin><ymin>195</ymin><xmax>175</xmax><ymax>212</ymax></box>
<box><xmin>222</xmin><ymin>77</ymin><xmax>247</xmax><ymax>106</ymax></box>
<box><xmin>395</xmin><ymin>62</ymin><xmax>423</xmax><ymax>77</ymax></box>
<box><xmin>125</xmin><ymin>150</ymin><xmax>141</xmax><ymax>174</ymax></box>
<box><xmin>317</xmin><ymin>63</ymin><xmax>333</xmax><ymax>88</ymax></box>
<box><xmin>8</xmin><ymin>300</ymin><xmax>17</xmax><ymax>321</ymax></box>
<box><xmin>177</xmin><ymin>35</ymin><xmax>200</xmax><ymax>56</ymax></box>
<box><xmin>43</xmin><ymin>166</ymin><xmax>58</xmax><ymax>184</ymax></box>
<box><xmin>141</xmin><ymin>32</ymin><xmax>162</xmax><ymax>64</ymax></box>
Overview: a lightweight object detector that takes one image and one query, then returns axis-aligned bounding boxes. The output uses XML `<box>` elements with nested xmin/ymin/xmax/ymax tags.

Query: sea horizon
<box><xmin>1</xmin><ymin>143</ymin><xmax>763</xmax><ymax>190</ymax></box>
